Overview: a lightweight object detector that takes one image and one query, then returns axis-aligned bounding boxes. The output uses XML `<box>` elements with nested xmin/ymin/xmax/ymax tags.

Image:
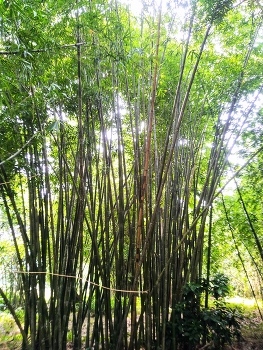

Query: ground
<box><xmin>0</xmin><ymin>304</ymin><xmax>262</xmax><ymax>349</ymax></box>
<box><xmin>226</xmin><ymin>313</ymin><xmax>263</xmax><ymax>350</ymax></box>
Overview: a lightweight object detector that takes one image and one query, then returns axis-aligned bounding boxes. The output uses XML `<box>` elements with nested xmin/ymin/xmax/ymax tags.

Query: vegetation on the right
<box><xmin>166</xmin><ymin>274</ymin><xmax>241</xmax><ymax>349</ymax></box>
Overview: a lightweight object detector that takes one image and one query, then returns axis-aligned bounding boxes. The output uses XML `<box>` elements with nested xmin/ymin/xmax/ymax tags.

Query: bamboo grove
<box><xmin>0</xmin><ymin>0</ymin><xmax>263</xmax><ymax>349</ymax></box>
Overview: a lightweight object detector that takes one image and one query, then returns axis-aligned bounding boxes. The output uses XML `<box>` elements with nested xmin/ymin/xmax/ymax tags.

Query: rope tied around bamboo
<box><xmin>14</xmin><ymin>270</ymin><xmax>149</xmax><ymax>294</ymax></box>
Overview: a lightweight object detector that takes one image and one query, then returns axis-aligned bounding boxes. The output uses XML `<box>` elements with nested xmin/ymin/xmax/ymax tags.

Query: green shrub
<box><xmin>201</xmin><ymin>306</ymin><xmax>242</xmax><ymax>348</ymax></box>
<box><xmin>171</xmin><ymin>274</ymin><xmax>242</xmax><ymax>349</ymax></box>
<box><xmin>211</xmin><ymin>273</ymin><xmax>230</xmax><ymax>300</ymax></box>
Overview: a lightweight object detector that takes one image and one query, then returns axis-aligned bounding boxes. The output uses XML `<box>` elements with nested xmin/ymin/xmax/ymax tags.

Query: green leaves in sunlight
<box><xmin>200</xmin><ymin>0</ymin><xmax>234</xmax><ymax>24</ymax></box>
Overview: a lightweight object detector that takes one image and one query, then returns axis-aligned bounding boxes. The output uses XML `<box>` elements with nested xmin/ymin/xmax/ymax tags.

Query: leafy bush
<box><xmin>211</xmin><ymin>273</ymin><xmax>230</xmax><ymax>300</ymax></box>
<box><xmin>170</xmin><ymin>274</ymin><xmax>242</xmax><ymax>349</ymax></box>
<box><xmin>201</xmin><ymin>306</ymin><xmax>242</xmax><ymax>348</ymax></box>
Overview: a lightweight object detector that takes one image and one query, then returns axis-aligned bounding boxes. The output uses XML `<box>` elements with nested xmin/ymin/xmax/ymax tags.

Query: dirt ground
<box><xmin>224</xmin><ymin>314</ymin><xmax>263</xmax><ymax>350</ymax></box>
<box><xmin>224</xmin><ymin>339</ymin><xmax>263</xmax><ymax>350</ymax></box>
<box><xmin>0</xmin><ymin>338</ymin><xmax>263</xmax><ymax>350</ymax></box>
<box><xmin>0</xmin><ymin>313</ymin><xmax>262</xmax><ymax>350</ymax></box>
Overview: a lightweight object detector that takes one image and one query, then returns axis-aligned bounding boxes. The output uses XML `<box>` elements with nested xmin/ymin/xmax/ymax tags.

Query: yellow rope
<box><xmin>14</xmin><ymin>270</ymin><xmax>148</xmax><ymax>294</ymax></box>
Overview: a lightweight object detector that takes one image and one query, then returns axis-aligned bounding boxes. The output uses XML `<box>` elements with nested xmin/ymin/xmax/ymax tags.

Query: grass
<box><xmin>0</xmin><ymin>311</ymin><xmax>22</xmax><ymax>349</ymax></box>
<box><xmin>226</xmin><ymin>297</ymin><xmax>262</xmax><ymax>317</ymax></box>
